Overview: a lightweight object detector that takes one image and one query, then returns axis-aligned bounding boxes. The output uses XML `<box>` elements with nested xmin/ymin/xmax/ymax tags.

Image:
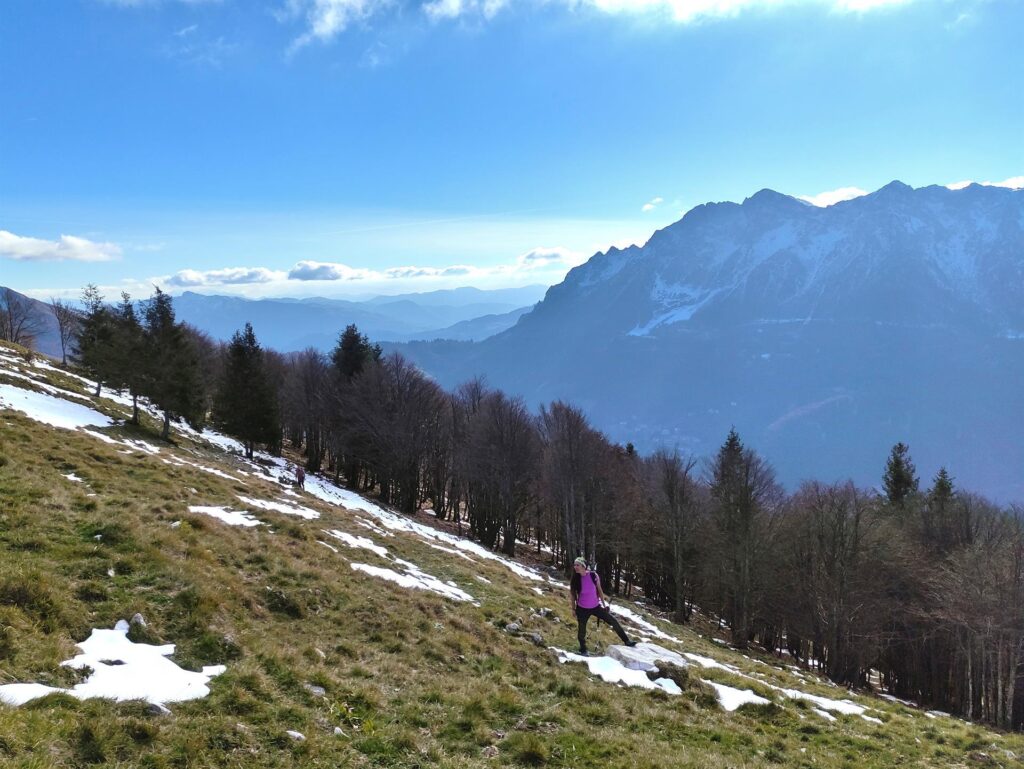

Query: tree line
<box><xmin>58</xmin><ymin>288</ymin><xmax>1024</xmax><ymax>731</ymax></box>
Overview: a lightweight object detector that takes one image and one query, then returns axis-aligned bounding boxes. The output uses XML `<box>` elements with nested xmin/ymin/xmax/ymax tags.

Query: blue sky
<box><xmin>1</xmin><ymin>0</ymin><xmax>1022</xmax><ymax>300</ymax></box>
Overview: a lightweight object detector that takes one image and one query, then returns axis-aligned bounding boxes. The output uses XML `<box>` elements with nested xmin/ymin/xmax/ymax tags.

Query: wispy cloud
<box><xmin>641</xmin><ymin>196</ymin><xmax>664</xmax><ymax>212</ymax></box>
<box><xmin>282</xmin><ymin>0</ymin><xmax>918</xmax><ymax>47</ymax></box>
<box><xmin>0</xmin><ymin>230</ymin><xmax>122</xmax><ymax>262</ymax></box>
<box><xmin>797</xmin><ymin>186</ymin><xmax>868</xmax><ymax>207</ymax></box>
<box><xmin>166</xmin><ymin>267</ymin><xmax>285</xmax><ymax>286</ymax></box>
<box><xmin>158</xmin><ymin>248</ymin><xmax>586</xmax><ymax>292</ymax></box>
<box><xmin>286</xmin><ymin>0</ymin><xmax>392</xmax><ymax>52</ymax></box>
<box><xmin>175</xmin><ymin>23</ymin><xmax>199</xmax><ymax>36</ymax></box>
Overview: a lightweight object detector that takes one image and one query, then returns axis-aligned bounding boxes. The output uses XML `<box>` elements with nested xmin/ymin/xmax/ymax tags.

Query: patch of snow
<box><xmin>0</xmin><ymin>620</ymin><xmax>225</xmax><ymax>707</ymax></box>
<box><xmin>0</xmin><ymin>383</ymin><xmax>114</xmax><ymax>432</ymax></box>
<box><xmin>238</xmin><ymin>495</ymin><xmax>319</xmax><ymax>520</ymax></box>
<box><xmin>350</xmin><ymin>562</ymin><xmax>475</xmax><ymax>603</ymax></box>
<box><xmin>813</xmin><ymin>707</ymin><xmax>837</xmax><ymax>722</ymax></box>
<box><xmin>188</xmin><ymin>505</ymin><xmax>261</xmax><ymax>528</ymax></box>
<box><xmin>325</xmin><ymin>529</ymin><xmax>388</xmax><ymax>558</ymax></box>
<box><xmin>555</xmin><ymin>648</ymin><xmax>681</xmax><ymax>695</ymax></box>
<box><xmin>776</xmin><ymin>687</ymin><xmax>868</xmax><ymax>716</ymax></box>
<box><xmin>702</xmin><ymin>680</ymin><xmax>770</xmax><ymax>712</ymax></box>
<box><xmin>609</xmin><ymin>604</ymin><xmax>682</xmax><ymax>643</ymax></box>
<box><xmin>475</xmin><ymin>575</ymin><xmax>492</xmax><ymax>584</ymax></box>
<box><xmin>683</xmin><ymin>652</ymin><xmax>741</xmax><ymax>674</ymax></box>
<box><xmin>316</xmin><ymin>540</ymin><xmax>339</xmax><ymax>553</ymax></box>
<box><xmin>64</xmin><ymin>473</ymin><xmax>84</xmax><ymax>483</ymax></box>
<box><xmin>861</xmin><ymin>714</ymin><xmax>883</xmax><ymax>725</ymax></box>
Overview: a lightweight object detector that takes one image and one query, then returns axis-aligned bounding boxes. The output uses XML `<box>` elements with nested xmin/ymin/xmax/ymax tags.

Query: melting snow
<box><xmin>703</xmin><ymin>680</ymin><xmax>770</xmax><ymax>712</ymax></box>
<box><xmin>325</xmin><ymin>529</ymin><xmax>388</xmax><ymax>558</ymax></box>
<box><xmin>556</xmin><ymin>648</ymin><xmax>681</xmax><ymax>695</ymax></box>
<box><xmin>350</xmin><ymin>562</ymin><xmax>475</xmax><ymax>603</ymax></box>
<box><xmin>609</xmin><ymin>604</ymin><xmax>682</xmax><ymax>643</ymax></box>
<box><xmin>238</xmin><ymin>495</ymin><xmax>319</xmax><ymax>520</ymax></box>
<box><xmin>0</xmin><ymin>620</ymin><xmax>225</xmax><ymax>707</ymax></box>
<box><xmin>0</xmin><ymin>383</ymin><xmax>114</xmax><ymax>432</ymax></box>
<box><xmin>188</xmin><ymin>505</ymin><xmax>261</xmax><ymax>528</ymax></box>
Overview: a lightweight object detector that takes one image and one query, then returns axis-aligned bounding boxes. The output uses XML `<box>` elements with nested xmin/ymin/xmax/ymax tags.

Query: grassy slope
<box><xmin>0</xmin><ymin>342</ymin><xmax>1022</xmax><ymax>769</ymax></box>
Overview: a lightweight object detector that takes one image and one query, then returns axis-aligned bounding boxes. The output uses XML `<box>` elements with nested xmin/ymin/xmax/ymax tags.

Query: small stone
<box><xmin>286</xmin><ymin>730</ymin><xmax>305</xmax><ymax>742</ymax></box>
<box><xmin>146</xmin><ymin>702</ymin><xmax>171</xmax><ymax>716</ymax></box>
<box><xmin>528</xmin><ymin>633</ymin><xmax>544</xmax><ymax>646</ymax></box>
<box><xmin>491</xmin><ymin>729</ymin><xmax>506</xmax><ymax>740</ymax></box>
<box><xmin>334</xmin><ymin>727</ymin><xmax>347</xmax><ymax>737</ymax></box>
<box><xmin>505</xmin><ymin>622</ymin><xmax>521</xmax><ymax>633</ymax></box>
<box><xmin>481</xmin><ymin>745</ymin><xmax>499</xmax><ymax>758</ymax></box>
<box><xmin>130</xmin><ymin>613</ymin><xmax>147</xmax><ymax>627</ymax></box>
<box><xmin>304</xmin><ymin>683</ymin><xmax>326</xmax><ymax>697</ymax></box>
<box><xmin>314</xmin><ymin>647</ymin><xmax>327</xmax><ymax>660</ymax></box>
<box><xmin>538</xmin><ymin>608</ymin><xmax>552</xmax><ymax>617</ymax></box>
<box><xmin>93</xmin><ymin>534</ymin><xmax>102</xmax><ymax>541</ymax></box>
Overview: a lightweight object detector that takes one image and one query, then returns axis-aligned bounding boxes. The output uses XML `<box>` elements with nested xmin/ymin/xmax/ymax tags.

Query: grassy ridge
<box><xmin>1</xmin><ymin>344</ymin><xmax>1022</xmax><ymax>768</ymax></box>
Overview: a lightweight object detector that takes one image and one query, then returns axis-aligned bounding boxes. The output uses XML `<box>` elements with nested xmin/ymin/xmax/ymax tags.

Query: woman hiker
<box><xmin>570</xmin><ymin>556</ymin><xmax>637</xmax><ymax>655</ymax></box>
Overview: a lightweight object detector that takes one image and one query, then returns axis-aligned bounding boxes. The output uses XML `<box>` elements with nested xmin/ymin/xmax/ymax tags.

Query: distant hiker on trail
<box><xmin>295</xmin><ymin>465</ymin><xmax>306</xmax><ymax>490</ymax></box>
<box><xmin>570</xmin><ymin>556</ymin><xmax>637</xmax><ymax>655</ymax></box>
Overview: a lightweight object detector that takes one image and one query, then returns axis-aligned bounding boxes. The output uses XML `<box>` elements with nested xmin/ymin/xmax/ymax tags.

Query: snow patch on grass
<box><xmin>0</xmin><ymin>620</ymin><xmax>225</xmax><ymax>708</ymax></box>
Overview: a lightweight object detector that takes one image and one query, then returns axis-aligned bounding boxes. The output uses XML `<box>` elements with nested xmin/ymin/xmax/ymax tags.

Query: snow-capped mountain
<box><xmin>397</xmin><ymin>181</ymin><xmax>1024</xmax><ymax>502</ymax></box>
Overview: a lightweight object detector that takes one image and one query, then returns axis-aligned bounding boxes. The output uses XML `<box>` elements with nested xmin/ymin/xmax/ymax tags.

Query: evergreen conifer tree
<box><xmin>882</xmin><ymin>442</ymin><xmax>919</xmax><ymax>506</ymax></box>
<box><xmin>75</xmin><ymin>284</ymin><xmax>118</xmax><ymax>397</ymax></box>
<box><xmin>142</xmin><ymin>288</ymin><xmax>206</xmax><ymax>440</ymax></box>
<box><xmin>213</xmin><ymin>323</ymin><xmax>280</xmax><ymax>459</ymax></box>
<box><xmin>113</xmin><ymin>292</ymin><xmax>146</xmax><ymax>424</ymax></box>
<box><xmin>331</xmin><ymin>324</ymin><xmax>382</xmax><ymax>380</ymax></box>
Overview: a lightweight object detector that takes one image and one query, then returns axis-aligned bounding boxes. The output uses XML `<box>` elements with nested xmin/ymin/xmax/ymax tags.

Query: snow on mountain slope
<box><xmin>0</xmin><ymin>340</ymin><xmax>956</xmax><ymax>733</ymax></box>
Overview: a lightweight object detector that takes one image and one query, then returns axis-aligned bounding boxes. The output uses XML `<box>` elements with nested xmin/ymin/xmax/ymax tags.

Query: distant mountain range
<box><xmin>394</xmin><ymin>181</ymin><xmax>1024</xmax><ymax>503</ymax></box>
<box><xmin>0</xmin><ymin>284</ymin><xmax>547</xmax><ymax>359</ymax></box>
<box><xmin>170</xmin><ymin>285</ymin><xmax>546</xmax><ymax>350</ymax></box>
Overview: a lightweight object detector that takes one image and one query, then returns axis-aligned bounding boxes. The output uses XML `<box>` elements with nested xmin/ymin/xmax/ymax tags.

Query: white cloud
<box><xmin>945</xmin><ymin>176</ymin><xmax>1024</xmax><ymax>191</ymax></box>
<box><xmin>0</xmin><ymin>230</ymin><xmax>122</xmax><ymax>262</ymax></box>
<box><xmin>288</xmin><ymin>0</ymin><xmax>391</xmax><ymax>51</ymax></box>
<box><xmin>166</xmin><ymin>267</ymin><xmax>285</xmax><ymax>287</ymax></box>
<box><xmin>288</xmin><ymin>260</ymin><xmax>377</xmax><ymax>281</ymax></box>
<box><xmin>513</xmin><ymin>246</ymin><xmax>587</xmax><ymax>270</ymax></box>
<box><xmin>797</xmin><ymin>186</ymin><xmax>868</xmax><ymax>207</ymax></box>
<box><xmin>641</xmin><ymin>196</ymin><xmax>664</xmax><ymax>212</ymax></box>
<box><xmin>282</xmin><ymin>0</ymin><xmax>915</xmax><ymax>44</ymax></box>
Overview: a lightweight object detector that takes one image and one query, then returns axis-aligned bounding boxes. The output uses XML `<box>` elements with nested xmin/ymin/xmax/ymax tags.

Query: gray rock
<box><xmin>505</xmin><ymin>622</ymin><xmax>521</xmax><ymax>633</ymax></box>
<box><xmin>130</xmin><ymin>613</ymin><xmax>147</xmax><ymax>627</ymax></box>
<box><xmin>146</xmin><ymin>702</ymin><xmax>171</xmax><ymax>716</ymax></box>
<box><xmin>528</xmin><ymin>633</ymin><xmax>545</xmax><ymax>646</ymax></box>
<box><xmin>304</xmin><ymin>683</ymin><xmax>326</xmax><ymax>697</ymax></box>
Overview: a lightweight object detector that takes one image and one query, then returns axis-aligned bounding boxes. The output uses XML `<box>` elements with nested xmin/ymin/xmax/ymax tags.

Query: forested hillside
<box><xmin>2</xmin><ymin>335</ymin><xmax>1024</xmax><ymax>768</ymax></box>
<box><xmin>3</xmin><ymin>285</ymin><xmax>1023</xmax><ymax>741</ymax></box>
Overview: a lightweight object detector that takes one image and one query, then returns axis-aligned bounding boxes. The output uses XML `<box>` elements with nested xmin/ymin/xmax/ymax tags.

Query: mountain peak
<box><xmin>743</xmin><ymin>188</ymin><xmax>798</xmax><ymax>207</ymax></box>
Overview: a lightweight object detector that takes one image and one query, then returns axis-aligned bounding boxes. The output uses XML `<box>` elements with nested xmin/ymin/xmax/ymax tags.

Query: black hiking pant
<box><xmin>576</xmin><ymin>605</ymin><xmax>630</xmax><ymax>653</ymax></box>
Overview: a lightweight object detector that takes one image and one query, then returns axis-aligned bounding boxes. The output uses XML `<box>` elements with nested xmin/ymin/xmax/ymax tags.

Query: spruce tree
<box><xmin>113</xmin><ymin>293</ymin><xmax>146</xmax><ymax>424</ymax></box>
<box><xmin>142</xmin><ymin>288</ymin><xmax>206</xmax><ymax>440</ymax></box>
<box><xmin>213</xmin><ymin>323</ymin><xmax>280</xmax><ymax>459</ymax></box>
<box><xmin>882</xmin><ymin>442</ymin><xmax>919</xmax><ymax>506</ymax></box>
<box><xmin>75</xmin><ymin>284</ymin><xmax>118</xmax><ymax>397</ymax></box>
<box><xmin>331</xmin><ymin>324</ymin><xmax>382</xmax><ymax>380</ymax></box>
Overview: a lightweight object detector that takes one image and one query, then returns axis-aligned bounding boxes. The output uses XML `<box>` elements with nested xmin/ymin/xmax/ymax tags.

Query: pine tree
<box><xmin>75</xmin><ymin>285</ymin><xmax>118</xmax><ymax>397</ymax></box>
<box><xmin>331</xmin><ymin>324</ymin><xmax>382</xmax><ymax>380</ymax></box>
<box><xmin>707</xmin><ymin>428</ymin><xmax>777</xmax><ymax>649</ymax></box>
<box><xmin>213</xmin><ymin>323</ymin><xmax>280</xmax><ymax>459</ymax></box>
<box><xmin>113</xmin><ymin>293</ymin><xmax>146</xmax><ymax>424</ymax></box>
<box><xmin>142</xmin><ymin>288</ymin><xmax>206</xmax><ymax>440</ymax></box>
<box><xmin>882</xmin><ymin>442</ymin><xmax>919</xmax><ymax>506</ymax></box>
